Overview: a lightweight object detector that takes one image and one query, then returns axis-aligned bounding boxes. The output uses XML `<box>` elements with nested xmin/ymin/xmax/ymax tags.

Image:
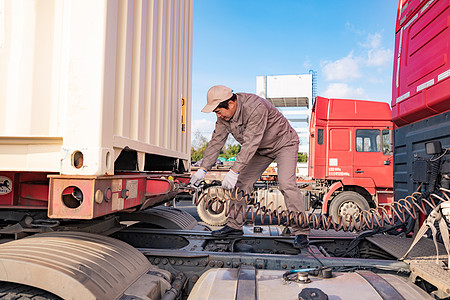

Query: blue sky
<box><xmin>191</xmin><ymin>1</ymin><xmax>399</xmax><ymax>139</ymax></box>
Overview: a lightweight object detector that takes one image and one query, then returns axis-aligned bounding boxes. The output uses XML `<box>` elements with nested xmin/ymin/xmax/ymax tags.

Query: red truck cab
<box><xmin>308</xmin><ymin>97</ymin><xmax>394</xmax><ymax>219</ymax></box>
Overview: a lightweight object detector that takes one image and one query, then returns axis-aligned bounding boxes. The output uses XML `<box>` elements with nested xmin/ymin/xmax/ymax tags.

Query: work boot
<box><xmin>211</xmin><ymin>225</ymin><xmax>243</xmax><ymax>237</ymax></box>
<box><xmin>293</xmin><ymin>234</ymin><xmax>309</xmax><ymax>249</ymax></box>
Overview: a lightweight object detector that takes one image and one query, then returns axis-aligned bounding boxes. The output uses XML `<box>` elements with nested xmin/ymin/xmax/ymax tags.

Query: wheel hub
<box><xmin>209</xmin><ymin>200</ymin><xmax>225</xmax><ymax>214</ymax></box>
<box><xmin>339</xmin><ymin>201</ymin><xmax>360</xmax><ymax>222</ymax></box>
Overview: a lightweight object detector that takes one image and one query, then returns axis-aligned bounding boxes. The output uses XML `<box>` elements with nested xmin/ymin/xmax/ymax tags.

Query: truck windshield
<box><xmin>356</xmin><ymin>129</ymin><xmax>380</xmax><ymax>152</ymax></box>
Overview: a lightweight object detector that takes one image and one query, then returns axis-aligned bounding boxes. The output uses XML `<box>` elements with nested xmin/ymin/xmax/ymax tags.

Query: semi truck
<box><xmin>0</xmin><ymin>0</ymin><xmax>448</xmax><ymax>299</ymax></box>
<box><xmin>391</xmin><ymin>0</ymin><xmax>450</xmax><ymax>206</ymax></box>
<box><xmin>306</xmin><ymin>96</ymin><xmax>394</xmax><ymax>222</ymax></box>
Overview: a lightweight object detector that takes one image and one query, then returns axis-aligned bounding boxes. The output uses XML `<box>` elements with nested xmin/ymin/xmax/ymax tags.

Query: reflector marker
<box><xmin>401</xmin><ymin>2</ymin><xmax>409</xmax><ymax>15</ymax></box>
<box><xmin>400</xmin><ymin>15</ymin><xmax>407</xmax><ymax>26</ymax></box>
<box><xmin>438</xmin><ymin>69</ymin><xmax>450</xmax><ymax>82</ymax></box>
<box><xmin>421</xmin><ymin>0</ymin><xmax>435</xmax><ymax>14</ymax></box>
<box><xmin>404</xmin><ymin>13</ymin><xmax>418</xmax><ymax>29</ymax></box>
<box><xmin>416</xmin><ymin>79</ymin><xmax>435</xmax><ymax>92</ymax></box>
<box><xmin>396</xmin><ymin>28</ymin><xmax>403</xmax><ymax>88</ymax></box>
<box><xmin>396</xmin><ymin>92</ymin><xmax>410</xmax><ymax>103</ymax></box>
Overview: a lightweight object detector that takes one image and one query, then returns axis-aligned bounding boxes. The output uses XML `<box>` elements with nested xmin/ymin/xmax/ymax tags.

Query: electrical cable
<box><xmin>193</xmin><ymin>185</ymin><xmax>450</xmax><ymax>233</ymax></box>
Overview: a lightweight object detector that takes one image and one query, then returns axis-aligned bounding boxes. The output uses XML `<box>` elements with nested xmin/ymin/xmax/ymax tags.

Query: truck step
<box><xmin>366</xmin><ymin>234</ymin><xmax>450</xmax><ymax>298</ymax></box>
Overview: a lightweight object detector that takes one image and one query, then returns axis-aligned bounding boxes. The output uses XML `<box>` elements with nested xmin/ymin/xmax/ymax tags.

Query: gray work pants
<box><xmin>227</xmin><ymin>143</ymin><xmax>310</xmax><ymax>236</ymax></box>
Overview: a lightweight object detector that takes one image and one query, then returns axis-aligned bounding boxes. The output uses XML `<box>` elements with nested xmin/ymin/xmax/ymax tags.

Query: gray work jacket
<box><xmin>200</xmin><ymin>93</ymin><xmax>299</xmax><ymax>173</ymax></box>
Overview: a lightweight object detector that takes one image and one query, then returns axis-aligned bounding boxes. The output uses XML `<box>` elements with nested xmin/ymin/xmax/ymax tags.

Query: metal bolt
<box><xmin>23</xmin><ymin>216</ymin><xmax>34</xmax><ymax>227</ymax></box>
<box><xmin>217</xmin><ymin>261</ymin><xmax>224</xmax><ymax>268</ymax></box>
<box><xmin>191</xmin><ymin>275</ymin><xmax>199</xmax><ymax>283</ymax></box>
<box><xmin>154</xmin><ymin>258</ymin><xmax>160</xmax><ymax>265</ymax></box>
<box><xmin>170</xmin><ymin>259</ymin><xmax>176</xmax><ymax>265</ymax></box>
<box><xmin>297</xmin><ymin>272</ymin><xmax>311</xmax><ymax>284</ymax></box>
<box><xmin>121</xmin><ymin>189</ymin><xmax>129</xmax><ymax>198</ymax></box>
<box><xmin>94</xmin><ymin>189</ymin><xmax>104</xmax><ymax>204</ymax></box>
<box><xmin>162</xmin><ymin>259</ymin><xmax>168</xmax><ymax>265</ymax></box>
<box><xmin>178</xmin><ymin>260</ymin><xmax>184</xmax><ymax>265</ymax></box>
<box><xmin>282</xmin><ymin>264</ymin><xmax>287</xmax><ymax>269</ymax></box>
<box><xmin>209</xmin><ymin>261</ymin><xmax>215</xmax><ymax>267</ymax></box>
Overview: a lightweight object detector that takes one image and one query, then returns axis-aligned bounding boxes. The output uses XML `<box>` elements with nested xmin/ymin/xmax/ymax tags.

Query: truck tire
<box><xmin>329</xmin><ymin>191</ymin><xmax>370</xmax><ymax>226</ymax></box>
<box><xmin>0</xmin><ymin>281</ymin><xmax>61</xmax><ymax>300</ymax></box>
<box><xmin>197</xmin><ymin>187</ymin><xmax>228</xmax><ymax>226</ymax></box>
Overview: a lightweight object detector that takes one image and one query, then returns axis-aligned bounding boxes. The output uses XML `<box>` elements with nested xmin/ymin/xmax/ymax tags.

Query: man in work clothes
<box><xmin>190</xmin><ymin>85</ymin><xmax>310</xmax><ymax>248</ymax></box>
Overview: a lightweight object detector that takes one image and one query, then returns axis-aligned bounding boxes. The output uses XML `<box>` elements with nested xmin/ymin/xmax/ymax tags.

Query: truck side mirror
<box><xmin>425</xmin><ymin>141</ymin><xmax>442</xmax><ymax>155</ymax></box>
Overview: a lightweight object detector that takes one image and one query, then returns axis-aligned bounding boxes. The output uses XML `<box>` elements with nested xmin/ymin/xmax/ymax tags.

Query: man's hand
<box><xmin>222</xmin><ymin>169</ymin><xmax>239</xmax><ymax>190</ymax></box>
<box><xmin>190</xmin><ymin>168</ymin><xmax>207</xmax><ymax>186</ymax></box>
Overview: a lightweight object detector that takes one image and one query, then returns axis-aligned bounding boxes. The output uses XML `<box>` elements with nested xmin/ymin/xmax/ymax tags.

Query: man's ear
<box><xmin>229</xmin><ymin>99</ymin><xmax>237</xmax><ymax>110</ymax></box>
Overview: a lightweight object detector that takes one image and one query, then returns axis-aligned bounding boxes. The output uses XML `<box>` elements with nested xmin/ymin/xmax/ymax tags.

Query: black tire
<box><xmin>197</xmin><ymin>187</ymin><xmax>228</xmax><ymax>226</ymax></box>
<box><xmin>329</xmin><ymin>191</ymin><xmax>370</xmax><ymax>227</ymax></box>
<box><xmin>0</xmin><ymin>281</ymin><xmax>61</xmax><ymax>300</ymax></box>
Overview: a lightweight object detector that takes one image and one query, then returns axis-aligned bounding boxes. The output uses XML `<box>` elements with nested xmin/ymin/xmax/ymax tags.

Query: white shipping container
<box><xmin>0</xmin><ymin>0</ymin><xmax>193</xmax><ymax>175</ymax></box>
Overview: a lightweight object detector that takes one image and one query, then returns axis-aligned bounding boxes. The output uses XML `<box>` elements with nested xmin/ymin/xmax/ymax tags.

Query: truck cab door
<box><xmin>353</xmin><ymin>128</ymin><xmax>393</xmax><ymax>188</ymax></box>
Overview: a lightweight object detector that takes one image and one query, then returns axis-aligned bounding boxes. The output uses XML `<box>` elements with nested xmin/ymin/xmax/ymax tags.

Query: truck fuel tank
<box><xmin>188</xmin><ymin>267</ymin><xmax>432</xmax><ymax>300</ymax></box>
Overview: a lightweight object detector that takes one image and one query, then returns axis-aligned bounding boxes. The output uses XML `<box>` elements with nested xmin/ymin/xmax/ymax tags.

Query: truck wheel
<box><xmin>197</xmin><ymin>187</ymin><xmax>228</xmax><ymax>226</ymax></box>
<box><xmin>0</xmin><ymin>281</ymin><xmax>61</xmax><ymax>300</ymax></box>
<box><xmin>329</xmin><ymin>191</ymin><xmax>370</xmax><ymax>227</ymax></box>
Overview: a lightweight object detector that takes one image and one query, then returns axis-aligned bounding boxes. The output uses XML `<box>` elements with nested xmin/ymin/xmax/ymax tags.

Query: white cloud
<box><xmin>345</xmin><ymin>22</ymin><xmax>364</xmax><ymax>35</ymax></box>
<box><xmin>356</xmin><ymin>32</ymin><xmax>393</xmax><ymax>67</ymax></box>
<box><xmin>321</xmin><ymin>52</ymin><xmax>361</xmax><ymax>81</ymax></box>
<box><xmin>318</xmin><ymin>32</ymin><xmax>393</xmax><ymax>101</ymax></box>
<box><xmin>322</xmin><ymin>83</ymin><xmax>367</xmax><ymax>99</ymax></box>
<box><xmin>367</xmin><ymin>76</ymin><xmax>384</xmax><ymax>84</ymax></box>
<box><xmin>360</xmin><ymin>33</ymin><xmax>382</xmax><ymax>49</ymax></box>
<box><xmin>367</xmin><ymin>48</ymin><xmax>393</xmax><ymax>67</ymax></box>
<box><xmin>303</xmin><ymin>57</ymin><xmax>312</xmax><ymax>70</ymax></box>
<box><xmin>191</xmin><ymin>118</ymin><xmax>215</xmax><ymax>142</ymax></box>
<box><xmin>192</xmin><ymin>118</ymin><xmax>215</xmax><ymax>134</ymax></box>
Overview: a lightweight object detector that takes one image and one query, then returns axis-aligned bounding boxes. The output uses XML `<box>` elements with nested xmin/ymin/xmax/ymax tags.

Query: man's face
<box><xmin>213</xmin><ymin>100</ymin><xmax>237</xmax><ymax>121</ymax></box>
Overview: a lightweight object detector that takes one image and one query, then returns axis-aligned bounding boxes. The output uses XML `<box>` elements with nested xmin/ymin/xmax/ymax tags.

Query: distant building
<box><xmin>256</xmin><ymin>74</ymin><xmax>314</xmax><ymax>155</ymax></box>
